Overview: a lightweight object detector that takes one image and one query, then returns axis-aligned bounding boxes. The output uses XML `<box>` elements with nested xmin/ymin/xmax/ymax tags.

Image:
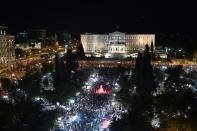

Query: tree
<box><xmin>0</xmin><ymin>99</ymin><xmax>57</xmax><ymax>131</ymax></box>
<box><xmin>134</xmin><ymin>52</ymin><xmax>144</xmax><ymax>95</ymax></box>
<box><xmin>18</xmin><ymin>69</ymin><xmax>42</xmax><ymax>100</ymax></box>
<box><xmin>111</xmin><ymin>45</ymin><xmax>156</xmax><ymax>131</ymax></box>
<box><xmin>54</xmin><ymin>53</ymin><xmax>67</xmax><ymax>82</ymax></box>
<box><xmin>65</xmin><ymin>49</ymin><xmax>79</xmax><ymax>79</ymax></box>
<box><xmin>65</xmin><ymin>49</ymin><xmax>73</xmax><ymax>80</ymax></box>
<box><xmin>0</xmin><ymin>70</ymin><xmax>58</xmax><ymax>131</ymax></box>
<box><xmin>53</xmin><ymin>51</ymin><xmax>80</xmax><ymax>103</ymax></box>
<box><xmin>134</xmin><ymin>44</ymin><xmax>156</xmax><ymax>96</ymax></box>
<box><xmin>150</xmin><ymin>41</ymin><xmax>154</xmax><ymax>54</ymax></box>
<box><xmin>54</xmin><ymin>53</ymin><xmax>60</xmax><ymax>76</ymax></box>
<box><xmin>76</xmin><ymin>43</ymin><xmax>85</xmax><ymax>60</ymax></box>
<box><xmin>150</xmin><ymin>41</ymin><xmax>156</xmax><ymax>60</ymax></box>
<box><xmin>15</xmin><ymin>48</ymin><xmax>25</xmax><ymax>58</ymax></box>
<box><xmin>110</xmin><ymin>110</ymin><xmax>154</xmax><ymax>131</ymax></box>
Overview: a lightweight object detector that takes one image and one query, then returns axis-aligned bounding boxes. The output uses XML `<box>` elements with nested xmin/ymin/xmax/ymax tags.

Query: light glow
<box><xmin>95</xmin><ymin>85</ymin><xmax>110</xmax><ymax>95</ymax></box>
<box><xmin>100</xmin><ymin>118</ymin><xmax>111</xmax><ymax>129</ymax></box>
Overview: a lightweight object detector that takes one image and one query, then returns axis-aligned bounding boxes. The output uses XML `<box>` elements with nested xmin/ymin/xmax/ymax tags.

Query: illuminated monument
<box><xmin>81</xmin><ymin>31</ymin><xmax>155</xmax><ymax>58</ymax></box>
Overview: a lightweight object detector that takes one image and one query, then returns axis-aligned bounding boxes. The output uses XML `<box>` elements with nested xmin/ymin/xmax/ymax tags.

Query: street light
<box><xmin>75</xmin><ymin>92</ymin><xmax>80</xmax><ymax>96</ymax></box>
<box><xmin>56</xmin><ymin>102</ymin><xmax>60</xmax><ymax>106</ymax></box>
<box><xmin>68</xmin><ymin>99</ymin><xmax>75</xmax><ymax>110</ymax></box>
<box><xmin>69</xmin><ymin>99</ymin><xmax>75</xmax><ymax>104</ymax></box>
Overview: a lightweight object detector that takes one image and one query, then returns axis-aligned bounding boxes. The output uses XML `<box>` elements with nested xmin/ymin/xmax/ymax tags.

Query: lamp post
<box><xmin>68</xmin><ymin>99</ymin><xmax>75</xmax><ymax>110</ymax></box>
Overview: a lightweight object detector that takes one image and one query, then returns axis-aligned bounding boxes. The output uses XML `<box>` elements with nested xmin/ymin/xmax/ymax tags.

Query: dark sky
<box><xmin>0</xmin><ymin>0</ymin><xmax>196</xmax><ymax>33</ymax></box>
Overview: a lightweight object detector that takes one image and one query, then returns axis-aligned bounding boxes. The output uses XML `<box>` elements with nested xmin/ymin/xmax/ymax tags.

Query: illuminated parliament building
<box><xmin>81</xmin><ymin>31</ymin><xmax>155</xmax><ymax>58</ymax></box>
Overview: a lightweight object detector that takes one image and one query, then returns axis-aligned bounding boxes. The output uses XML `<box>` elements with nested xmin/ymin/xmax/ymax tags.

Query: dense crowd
<box><xmin>62</xmin><ymin>70</ymin><xmax>128</xmax><ymax>131</ymax></box>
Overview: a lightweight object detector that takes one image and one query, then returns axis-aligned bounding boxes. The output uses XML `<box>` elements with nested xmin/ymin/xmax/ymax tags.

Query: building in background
<box><xmin>46</xmin><ymin>32</ymin><xmax>58</xmax><ymax>47</ymax></box>
<box><xmin>155</xmin><ymin>46</ymin><xmax>168</xmax><ymax>59</ymax></box>
<box><xmin>15</xmin><ymin>31</ymin><xmax>30</xmax><ymax>51</ymax></box>
<box><xmin>0</xmin><ymin>26</ymin><xmax>8</xmax><ymax>35</ymax></box>
<box><xmin>28</xmin><ymin>29</ymin><xmax>47</xmax><ymax>48</ymax></box>
<box><xmin>0</xmin><ymin>26</ymin><xmax>15</xmax><ymax>66</ymax></box>
<box><xmin>57</xmin><ymin>31</ymin><xmax>72</xmax><ymax>46</ymax></box>
<box><xmin>81</xmin><ymin>31</ymin><xmax>155</xmax><ymax>58</ymax></box>
<box><xmin>16</xmin><ymin>31</ymin><xmax>28</xmax><ymax>42</ymax></box>
<box><xmin>15</xmin><ymin>29</ymin><xmax>48</xmax><ymax>51</ymax></box>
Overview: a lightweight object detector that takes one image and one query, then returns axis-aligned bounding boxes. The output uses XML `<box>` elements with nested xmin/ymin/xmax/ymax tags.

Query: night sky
<box><xmin>0</xmin><ymin>0</ymin><xmax>196</xmax><ymax>33</ymax></box>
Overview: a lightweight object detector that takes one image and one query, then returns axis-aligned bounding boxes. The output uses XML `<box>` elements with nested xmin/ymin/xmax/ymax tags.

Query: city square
<box><xmin>1</xmin><ymin>0</ymin><xmax>197</xmax><ymax>131</ymax></box>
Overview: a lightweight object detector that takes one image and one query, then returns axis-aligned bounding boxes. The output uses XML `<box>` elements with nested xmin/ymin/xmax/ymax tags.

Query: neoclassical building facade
<box><xmin>0</xmin><ymin>26</ymin><xmax>15</xmax><ymax>65</ymax></box>
<box><xmin>81</xmin><ymin>31</ymin><xmax>155</xmax><ymax>58</ymax></box>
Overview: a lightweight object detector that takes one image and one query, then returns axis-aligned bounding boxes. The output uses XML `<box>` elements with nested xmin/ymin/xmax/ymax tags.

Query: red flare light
<box><xmin>95</xmin><ymin>85</ymin><xmax>109</xmax><ymax>95</ymax></box>
<box><xmin>100</xmin><ymin>118</ymin><xmax>111</xmax><ymax>129</ymax></box>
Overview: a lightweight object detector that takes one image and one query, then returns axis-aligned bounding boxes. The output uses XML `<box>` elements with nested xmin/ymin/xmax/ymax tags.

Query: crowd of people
<box><xmin>62</xmin><ymin>69</ymin><xmax>128</xmax><ymax>131</ymax></box>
